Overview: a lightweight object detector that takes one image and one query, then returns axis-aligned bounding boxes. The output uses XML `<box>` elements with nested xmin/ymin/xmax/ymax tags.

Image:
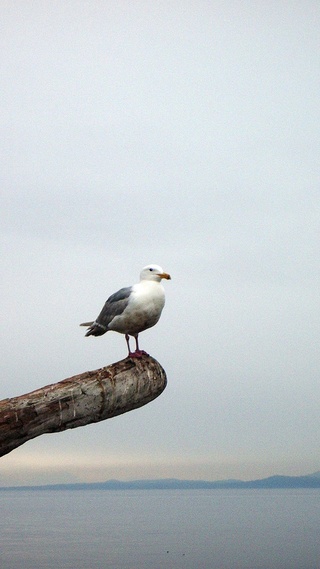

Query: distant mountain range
<box><xmin>1</xmin><ymin>471</ymin><xmax>320</xmax><ymax>491</ymax></box>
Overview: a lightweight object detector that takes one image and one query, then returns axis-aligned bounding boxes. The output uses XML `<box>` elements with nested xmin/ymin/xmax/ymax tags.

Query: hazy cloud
<box><xmin>1</xmin><ymin>1</ymin><xmax>319</xmax><ymax>485</ymax></box>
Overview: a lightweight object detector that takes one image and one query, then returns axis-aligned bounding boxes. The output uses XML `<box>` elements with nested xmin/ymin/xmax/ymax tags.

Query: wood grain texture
<box><xmin>0</xmin><ymin>354</ymin><xmax>167</xmax><ymax>457</ymax></box>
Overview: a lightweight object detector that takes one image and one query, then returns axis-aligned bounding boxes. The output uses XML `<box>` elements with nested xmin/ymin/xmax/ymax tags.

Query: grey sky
<box><xmin>1</xmin><ymin>1</ymin><xmax>319</xmax><ymax>486</ymax></box>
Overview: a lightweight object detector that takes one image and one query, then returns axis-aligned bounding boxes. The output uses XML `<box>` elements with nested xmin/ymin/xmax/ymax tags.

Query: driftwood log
<box><xmin>0</xmin><ymin>354</ymin><xmax>167</xmax><ymax>458</ymax></box>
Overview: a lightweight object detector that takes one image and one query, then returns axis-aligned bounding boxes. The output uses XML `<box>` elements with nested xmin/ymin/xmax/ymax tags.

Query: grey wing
<box><xmin>97</xmin><ymin>286</ymin><xmax>132</xmax><ymax>327</ymax></box>
<box><xmin>83</xmin><ymin>286</ymin><xmax>131</xmax><ymax>337</ymax></box>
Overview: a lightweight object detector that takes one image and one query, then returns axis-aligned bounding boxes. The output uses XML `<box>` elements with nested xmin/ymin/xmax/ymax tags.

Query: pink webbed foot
<box><xmin>125</xmin><ymin>334</ymin><xmax>148</xmax><ymax>358</ymax></box>
<box><xmin>128</xmin><ymin>350</ymin><xmax>149</xmax><ymax>359</ymax></box>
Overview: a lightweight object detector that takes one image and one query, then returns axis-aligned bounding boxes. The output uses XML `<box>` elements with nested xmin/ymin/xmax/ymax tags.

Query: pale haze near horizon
<box><xmin>1</xmin><ymin>1</ymin><xmax>319</xmax><ymax>486</ymax></box>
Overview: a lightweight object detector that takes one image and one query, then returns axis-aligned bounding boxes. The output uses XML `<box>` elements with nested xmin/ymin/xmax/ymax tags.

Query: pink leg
<box><xmin>125</xmin><ymin>334</ymin><xmax>132</xmax><ymax>356</ymax></box>
<box><xmin>126</xmin><ymin>334</ymin><xmax>148</xmax><ymax>358</ymax></box>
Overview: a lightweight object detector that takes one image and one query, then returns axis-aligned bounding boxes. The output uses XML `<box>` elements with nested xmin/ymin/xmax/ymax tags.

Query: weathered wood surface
<box><xmin>0</xmin><ymin>354</ymin><xmax>167</xmax><ymax>458</ymax></box>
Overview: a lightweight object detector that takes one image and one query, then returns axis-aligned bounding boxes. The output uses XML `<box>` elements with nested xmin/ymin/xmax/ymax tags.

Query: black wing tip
<box><xmin>84</xmin><ymin>323</ymin><xmax>107</xmax><ymax>337</ymax></box>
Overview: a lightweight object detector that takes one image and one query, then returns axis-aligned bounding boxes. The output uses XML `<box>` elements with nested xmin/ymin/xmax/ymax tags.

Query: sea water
<box><xmin>0</xmin><ymin>488</ymin><xmax>319</xmax><ymax>569</ymax></box>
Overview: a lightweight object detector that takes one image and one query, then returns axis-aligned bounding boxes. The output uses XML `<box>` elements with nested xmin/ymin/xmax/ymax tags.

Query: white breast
<box><xmin>108</xmin><ymin>281</ymin><xmax>165</xmax><ymax>335</ymax></box>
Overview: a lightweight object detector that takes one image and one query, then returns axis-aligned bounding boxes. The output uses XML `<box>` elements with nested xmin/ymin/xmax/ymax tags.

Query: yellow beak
<box><xmin>159</xmin><ymin>272</ymin><xmax>171</xmax><ymax>280</ymax></box>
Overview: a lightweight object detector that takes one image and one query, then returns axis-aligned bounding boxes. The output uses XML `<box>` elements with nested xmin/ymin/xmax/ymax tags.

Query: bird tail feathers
<box><xmin>80</xmin><ymin>321</ymin><xmax>107</xmax><ymax>337</ymax></box>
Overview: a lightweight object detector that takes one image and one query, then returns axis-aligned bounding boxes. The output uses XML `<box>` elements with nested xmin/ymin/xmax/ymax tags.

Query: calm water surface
<box><xmin>0</xmin><ymin>489</ymin><xmax>319</xmax><ymax>569</ymax></box>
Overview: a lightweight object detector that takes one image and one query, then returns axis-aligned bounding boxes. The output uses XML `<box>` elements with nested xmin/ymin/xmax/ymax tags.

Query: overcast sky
<box><xmin>1</xmin><ymin>1</ymin><xmax>319</xmax><ymax>486</ymax></box>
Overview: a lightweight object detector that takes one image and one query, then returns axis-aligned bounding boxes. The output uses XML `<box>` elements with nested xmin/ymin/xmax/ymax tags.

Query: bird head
<box><xmin>140</xmin><ymin>264</ymin><xmax>171</xmax><ymax>282</ymax></box>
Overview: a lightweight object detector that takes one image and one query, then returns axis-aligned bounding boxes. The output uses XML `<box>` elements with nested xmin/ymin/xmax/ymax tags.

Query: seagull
<box><xmin>80</xmin><ymin>264</ymin><xmax>171</xmax><ymax>357</ymax></box>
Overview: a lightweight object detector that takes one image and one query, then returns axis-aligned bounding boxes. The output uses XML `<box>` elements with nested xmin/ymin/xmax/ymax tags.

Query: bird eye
<box><xmin>149</xmin><ymin>268</ymin><xmax>154</xmax><ymax>271</ymax></box>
